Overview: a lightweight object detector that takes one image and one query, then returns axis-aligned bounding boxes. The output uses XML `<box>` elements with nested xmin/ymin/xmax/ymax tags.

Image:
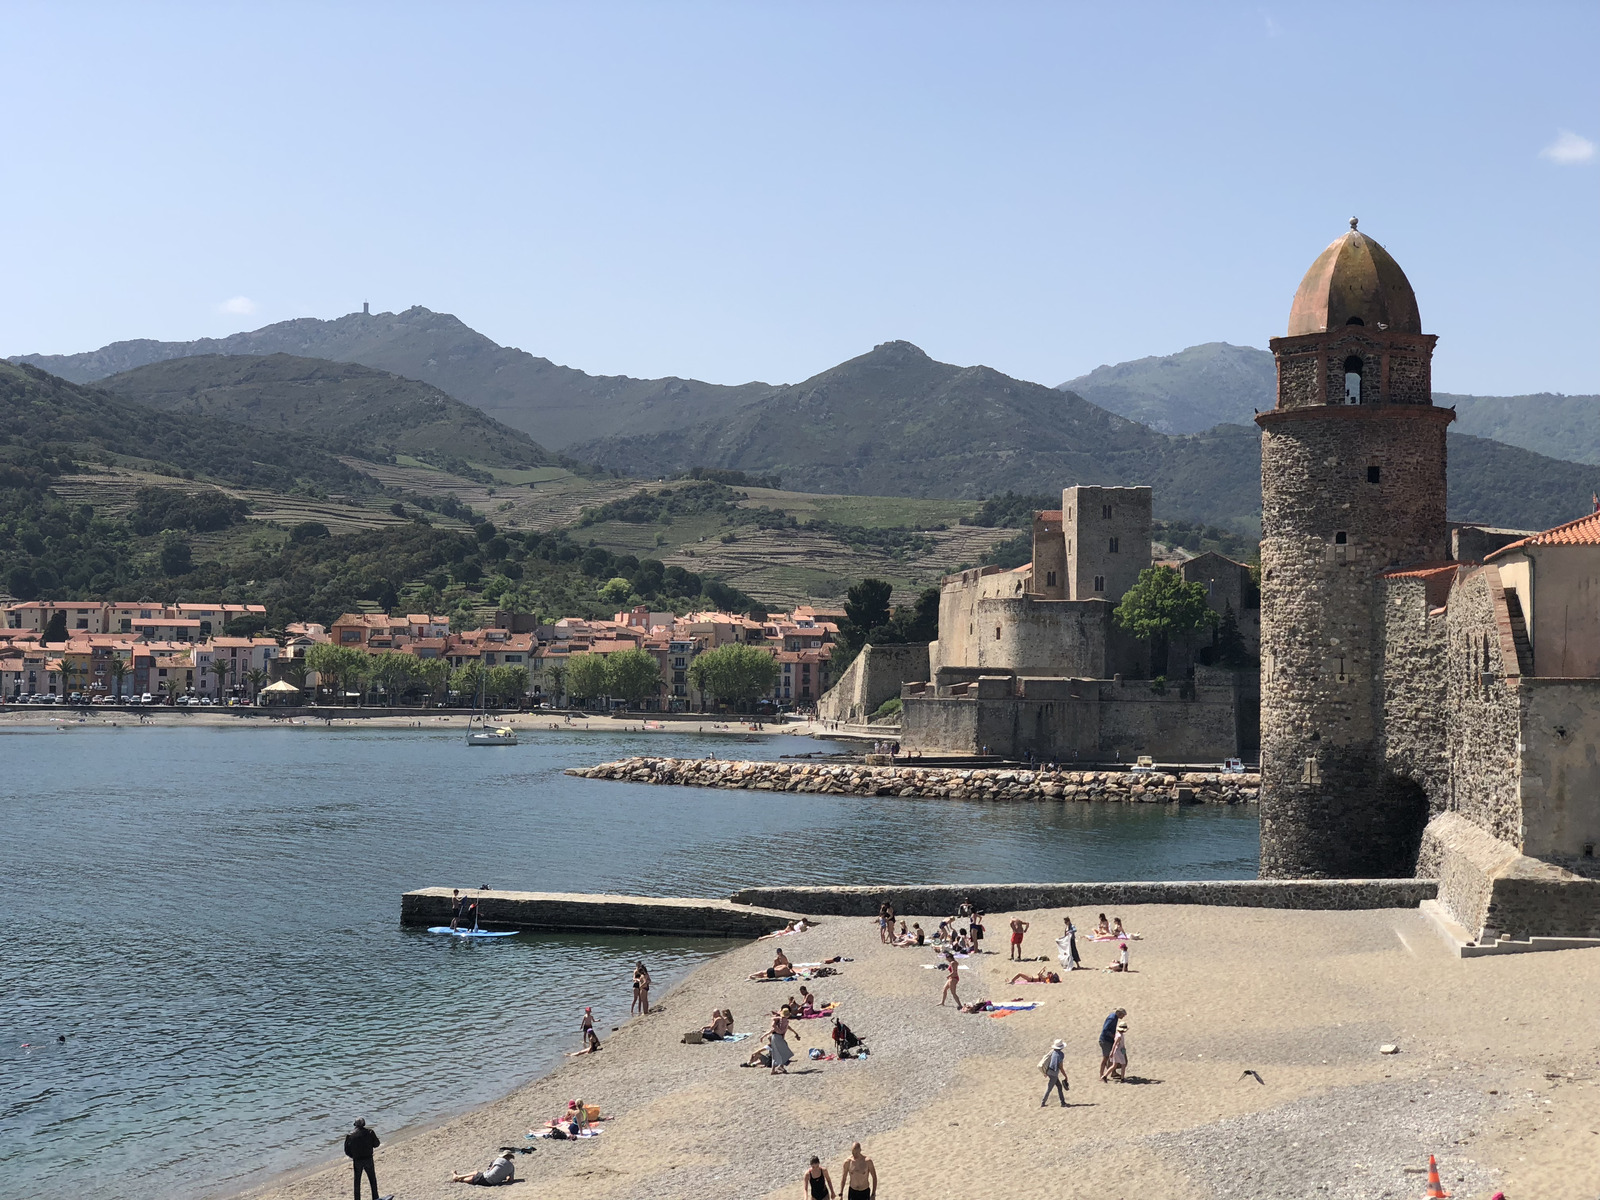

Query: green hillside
<box><xmin>1443</xmin><ymin>393</ymin><xmax>1600</xmax><ymax>467</ymax></box>
<box><xmin>98</xmin><ymin>353</ymin><xmax>558</xmax><ymax>474</ymax></box>
<box><xmin>0</xmin><ymin>360</ymin><xmax>371</xmax><ymax>496</ymax></box>
<box><xmin>14</xmin><ymin>307</ymin><xmax>773</xmax><ymax>451</ymax></box>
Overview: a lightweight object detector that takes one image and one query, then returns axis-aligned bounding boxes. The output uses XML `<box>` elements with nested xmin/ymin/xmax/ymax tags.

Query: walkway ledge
<box><xmin>401</xmin><ymin>888</ymin><xmax>803</xmax><ymax>938</ymax></box>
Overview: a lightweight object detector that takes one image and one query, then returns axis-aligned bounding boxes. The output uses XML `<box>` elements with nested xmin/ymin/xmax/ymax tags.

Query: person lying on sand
<box><xmin>893</xmin><ymin>923</ymin><xmax>924</xmax><ymax>947</ymax></box>
<box><xmin>759</xmin><ymin>918</ymin><xmax>813</xmax><ymax>940</ymax></box>
<box><xmin>451</xmin><ymin>1151</ymin><xmax>516</xmax><ymax>1185</ymax></box>
<box><xmin>1007</xmin><ymin>968</ymin><xmax>1061</xmax><ymax>984</ymax></box>
<box><xmin>749</xmin><ymin>950</ymin><xmax>796</xmax><ymax>980</ymax></box>
<box><xmin>959</xmin><ymin>999</ymin><xmax>993</xmax><ymax>1013</ymax></box>
<box><xmin>566</xmin><ymin>1028</ymin><xmax>602</xmax><ymax>1055</ymax></box>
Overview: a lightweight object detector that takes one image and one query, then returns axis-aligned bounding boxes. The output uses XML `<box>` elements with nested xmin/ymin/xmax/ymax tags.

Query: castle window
<box><xmin>995</xmin><ymin>626</ymin><xmax>1002</xmax><ymax>640</ymax></box>
<box><xmin>1102</xmin><ymin>505</ymin><xmax>1112</xmax><ymax>519</ymax></box>
<box><xmin>1109</xmin><ymin>537</ymin><xmax>1119</xmax><ymax>553</ymax></box>
<box><xmin>1046</xmin><ymin>570</ymin><xmax>1057</xmax><ymax>587</ymax></box>
<box><xmin>1335</xmin><ymin>531</ymin><xmax>1347</xmax><ymax>545</ymax></box>
<box><xmin>1343</xmin><ymin>355</ymin><xmax>1363</xmax><ymax>404</ymax></box>
<box><xmin>1367</xmin><ymin>465</ymin><xmax>1381</xmax><ymax>484</ymax></box>
<box><xmin>1094</xmin><ymin>575</ymin><xmax>1105</xmax><ymax>592</ymax></box>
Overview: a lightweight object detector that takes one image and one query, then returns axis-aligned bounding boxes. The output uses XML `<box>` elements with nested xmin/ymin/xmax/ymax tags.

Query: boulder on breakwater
<box><xmin>565</xmin><ymin>757</ymin><xmax>1258</xmax><ymax>804</ymax></box>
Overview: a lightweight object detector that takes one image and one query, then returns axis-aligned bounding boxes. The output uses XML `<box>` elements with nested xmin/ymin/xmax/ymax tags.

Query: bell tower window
<box><xmin>1343</xmin><ymin>356</ymin><xmax>1364</xmax><ymax>404</ymax></box>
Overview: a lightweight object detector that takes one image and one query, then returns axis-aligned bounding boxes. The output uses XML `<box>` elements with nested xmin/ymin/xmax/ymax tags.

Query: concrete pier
<box><xmin>401</xmin><ymin>888</ymin><xmax>803</xmax><ymax>938</ymax></box>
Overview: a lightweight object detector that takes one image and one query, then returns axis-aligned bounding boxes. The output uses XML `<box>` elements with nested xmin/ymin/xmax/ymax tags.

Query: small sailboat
<box><xmin>466</xmin><ymin>668</ymin><xmax>518</xmax><ymax>746</ymax></box>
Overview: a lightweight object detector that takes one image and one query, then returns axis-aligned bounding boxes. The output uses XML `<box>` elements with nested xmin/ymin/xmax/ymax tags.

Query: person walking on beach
<box><xmin>1098</xmin><ymin>1008</ymin><xmax>1126</xmax><ymax>1080</ymax></box>
<box><xmin>1009</xmin><ymin>916</ymin><xmax>1030</xmax><ymax>961</ymax></box>
<box><xmin>1103</xmin><ymin>1020</ymin><xmax>1130</xmax><ymax>1082</ymax></box>
<box><xmin>1057</xmin><ymin>916</ymin><xmax>1081</xmax><ymax>971</ymax></box>
<box><xmin>938</xmin><ymin>955</ymin><xmax>962</xmax><ymax>1007</ymax></box>
<box><xmin>1039</xmin><ymin>1037</ymin><xmax>1069</xmax><ymax>1107</ymax></box>
<box><xmin>802</xmin><ymin>1154</ymin><xmax>837</xmax><ymax>1199</ymax></box>
<box><xmin>877</xmin><ymin>902</ymin><xmax>891</xmax><ymax>944</ymax></box>
<box><xmin>839</xmin><ymin>1144</ymin><xmax>877</xmax><ymax>1200</ymax></box>
<box><xmin>344</xmin><ymin>1117</ymin><xmax>380</xmax><ymax>1200</ymax></box>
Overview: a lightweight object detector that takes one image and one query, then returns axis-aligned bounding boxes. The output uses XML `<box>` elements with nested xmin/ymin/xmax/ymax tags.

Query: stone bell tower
<box><xmin>1256</xmin><ymin>219</ymin><xmax>1451</xmax><ymax>878</ymax></box>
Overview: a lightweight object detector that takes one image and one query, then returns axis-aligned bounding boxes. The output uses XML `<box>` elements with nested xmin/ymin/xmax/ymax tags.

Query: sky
<box><xmin>1</xmin><ymin>1</ymin><xmax>1595</xmax><ymax>395</ymax></box>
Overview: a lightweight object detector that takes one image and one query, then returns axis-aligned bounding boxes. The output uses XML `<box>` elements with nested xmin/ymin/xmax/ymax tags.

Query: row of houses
<box><xmin>0</xmin><ymin>600</ymin><xmax>841</xmax><ymax>709</ymax></box>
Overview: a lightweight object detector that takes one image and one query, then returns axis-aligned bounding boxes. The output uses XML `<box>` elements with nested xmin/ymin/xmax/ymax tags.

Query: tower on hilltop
<box><xmin>1256</xmin><ymin>219</ymin><xmax>1451</xmax><ymax>878</ymax></box>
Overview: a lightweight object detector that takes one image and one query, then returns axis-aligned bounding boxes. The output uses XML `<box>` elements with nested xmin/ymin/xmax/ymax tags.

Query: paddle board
<box><xmin>426</xmin><ymin>927</ymin><xmax>519</xmax><ymax>938</ymax></box>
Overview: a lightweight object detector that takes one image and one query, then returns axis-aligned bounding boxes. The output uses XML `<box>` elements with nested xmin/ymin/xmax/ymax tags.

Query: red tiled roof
<box><xmin>1487</xmin><ymin>509</ymin><xmax>1600</xmax><ymax>558</ymax></box>
<box><xmin>1377</xmin><ymin>562</ymin><xmax>1458</xmax><ymax>580</ymax></box>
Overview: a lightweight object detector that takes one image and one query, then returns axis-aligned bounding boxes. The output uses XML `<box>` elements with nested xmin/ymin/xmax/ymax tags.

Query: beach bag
<box><xmin>681</xmin><ymin>1029</ymin><xmax>703</xmax><ymax>1044</ymax></box>
<box><xmin>1038</xmin><ymin>1053</ymin><xmax>1053</xmax><ymax>1077</ymax></box>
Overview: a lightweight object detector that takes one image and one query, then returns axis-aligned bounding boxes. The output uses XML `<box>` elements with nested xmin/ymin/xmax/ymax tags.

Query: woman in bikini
<box><xmin>802</xmin><ymin>1155</ymin><xmax>836</xmax><ymax>1199</ymax></box>
<box><xmin>938</xmin><ymin>955</ymin><xmax>962</xmax><ymax>1007</ymax></box>
<box><xmin>1111</xmin><ymin>917</ymin><xmax>1128</xmax><ymax>940</ymax></box>
<box><xmin>634</xmin><ymin>962</ymin><xmax>652</xmax><ymax>1014</ymax></box>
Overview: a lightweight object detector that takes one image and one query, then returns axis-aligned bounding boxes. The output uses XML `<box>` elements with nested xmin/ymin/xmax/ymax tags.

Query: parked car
<box><xmin>1220</xmin><ymin>757</ymin><xmax>1245</xmax><ymax>773</ymax></box>
<box><xmin>1131</xmin><ymin>755</ymin><xmax>1156</xmax><ymax>773</ymax></box>
<box><xmin>139</xmin><ymin>693</ymin><xmax>154</xmax><ymax>704</ymax></box>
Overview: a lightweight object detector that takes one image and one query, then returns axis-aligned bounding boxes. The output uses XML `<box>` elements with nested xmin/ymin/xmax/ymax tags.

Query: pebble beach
<box><xmin>233</xmin><ymin>904</ymin><xmax>1600</xmax><ymax>1200</ymax></box>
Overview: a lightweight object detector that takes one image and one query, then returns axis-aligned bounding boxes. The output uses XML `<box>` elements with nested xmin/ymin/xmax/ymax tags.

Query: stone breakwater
<box><xmin>565</xmin><ymin>756</ymin><xmax>1259</xmax><ymax>804</ymax></box>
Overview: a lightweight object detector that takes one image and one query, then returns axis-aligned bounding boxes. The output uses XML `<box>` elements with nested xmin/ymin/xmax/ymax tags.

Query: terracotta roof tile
<box><xmin>1486</xmin><ymin>508</ymin><xmax>1600</xmax><ymax>558</ymax></box>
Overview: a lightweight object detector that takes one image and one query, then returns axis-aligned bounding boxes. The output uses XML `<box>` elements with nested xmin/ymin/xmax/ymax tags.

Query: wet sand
<box><xmin>232</xmin><ymin>905</ymin><xmax>1600</xmax><ymax>1200</ymax></box>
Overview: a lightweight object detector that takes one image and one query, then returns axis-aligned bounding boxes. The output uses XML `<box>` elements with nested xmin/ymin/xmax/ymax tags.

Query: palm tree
<box><xmin>245</xmin><ymin>667</ymin><xmax>268</xmax><ymax>704</ymax></box>
<box><xmin>207</xmin><ymin>658</ymin><xmax>233</xmax><ymax>702</ymax></box>
<box><xmin>109</xmin><ymin>657</ymin><xmax>130</xmax><ymax>702</ymax></box>
<box><xmin>161</xmin><ymin>678</ymin><xmax>183</xmax><ymax>706</ymax></box>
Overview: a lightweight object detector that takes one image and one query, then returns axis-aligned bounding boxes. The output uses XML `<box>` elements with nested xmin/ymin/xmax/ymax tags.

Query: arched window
<box><xmin>1345</xmin><ymin>316</ymin><xmax>1364</xmax><ymax>326</ymax></box>
<box><xmin>1342</xmin><ymin>355</ymin><xmax>1363</xmax><ymax>404</ymax></box>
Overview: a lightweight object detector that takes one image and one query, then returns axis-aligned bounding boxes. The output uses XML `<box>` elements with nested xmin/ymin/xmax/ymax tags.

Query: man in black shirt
<box><xmin>344</xmin><ymin>1117</ymin><xmax>380</xmax><ymax>1200</ymax></box>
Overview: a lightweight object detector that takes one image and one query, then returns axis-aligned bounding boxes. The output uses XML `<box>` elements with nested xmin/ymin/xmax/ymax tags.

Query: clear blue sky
<box><xmin>3</xmin><ymin>1</ymin><xmax>1595</xmax><ymax>395</ymax></box>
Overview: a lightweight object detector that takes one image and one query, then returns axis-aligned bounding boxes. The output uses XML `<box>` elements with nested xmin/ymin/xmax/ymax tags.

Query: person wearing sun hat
<box><xmin>1039</xmin><ymin>1038</ymin><xmax>1069</xmax><ymax>1107</ymax></box>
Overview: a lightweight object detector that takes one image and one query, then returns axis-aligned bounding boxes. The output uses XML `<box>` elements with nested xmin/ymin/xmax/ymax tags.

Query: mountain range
<box><xmin>97</xmin><ymin>353</ymin><xmax>557</xmax><ymax>473</ymax></box>
<box><xmin>13</xmin><ymin>312</ymin><xmax>1600</xmax><ymax>534</ymax></box>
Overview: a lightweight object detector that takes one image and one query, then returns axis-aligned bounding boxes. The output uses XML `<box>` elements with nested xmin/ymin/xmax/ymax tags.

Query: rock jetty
<box><xmin>566</xmin><ymin>756</ymin><xmax>1258</xmax><ymax>804</ymax></box>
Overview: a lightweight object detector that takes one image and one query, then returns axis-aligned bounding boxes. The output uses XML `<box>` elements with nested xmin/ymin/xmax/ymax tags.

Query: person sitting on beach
<box><xmin>798</xmin><ymin>986</ymin><xmax>828</xmax><ymax>1016</ymax></box>
<box><xmin>1007</xmin><ymin>968</ymin><xmax>1061</xmax><ymax>984</ymax></box>
<box><xmin>1111</xmin><ymin>917</ymin><xmax>1128</xmax><ymax>940</ymax></box>
<box><xmin>566</xmin><ymin>1028</ymin><xmax>602</xmax><ymax>1056</ymax></box>
<box><xmin>1093</xmin><ymin>913</ymin><xmax>1111</xmax><ymax>937</ymax></box>
<box><xmin>1105</xmin><ymin>941</ymin><xmax>1131</xmax><ymax>973</ymax></box>
<box><xmin>701</xmin><ymin>1008</ymin><xmax>732</xmax><ymax>1040</ymax></box>
<box><xmin>451</xmin><ymin>1151</ymin><xmax>516</xmax><ymax>1186</ymax></box>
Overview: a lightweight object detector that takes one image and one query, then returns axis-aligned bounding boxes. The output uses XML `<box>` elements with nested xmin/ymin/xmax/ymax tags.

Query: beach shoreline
<box><xmin>227</xmin><ymin>903</ymin><xmax>1600</xmax><ymax>1200</ymax></box>
<box><xmin>0</xmin><ymin>707</ymin><xmax>833</xmax><ymax>738</ymax></box>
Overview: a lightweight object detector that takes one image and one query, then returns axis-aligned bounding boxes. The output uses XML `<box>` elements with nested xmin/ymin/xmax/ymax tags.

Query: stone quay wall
<box><xmin>400</xmin><ymin>888</ymin><xmax>801</xmax><ymax>938</ymax></box>
<box><xmin>566</xmin><ymin>756</ymin><xmax>1260</xmax><ymax>805</ymax></box>
<box><xmin>728</xmin><ymin>879</ymin><xmax>1437</xmax><ymax>917</ymax></box>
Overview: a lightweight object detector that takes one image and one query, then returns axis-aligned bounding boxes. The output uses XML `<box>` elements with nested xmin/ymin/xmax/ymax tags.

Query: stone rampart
<box><xmin>816</xmin><ymin>642</ymin><xmax>929</xmax><ymax>726</ymax></box>
<box><xmin>727</xmin><ymin>879</ymin><xmax>1436</xmax><ymax>917</ymax></box>
<box><xmin>567</xmin><ymin>756</ymin><xmax>1258</xmax><ymax>805</ymax></box>
<box><xmin>400</xmin><ymin>888</ymin><xmax>802</xmax><ymax>938</ymax></box>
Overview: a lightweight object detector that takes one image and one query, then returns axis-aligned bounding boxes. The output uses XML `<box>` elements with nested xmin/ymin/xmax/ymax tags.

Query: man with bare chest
<box><xmin>839</xmin><ymin>1142</ymin><xmax>877</xmax><ymax>1200</ymax></box>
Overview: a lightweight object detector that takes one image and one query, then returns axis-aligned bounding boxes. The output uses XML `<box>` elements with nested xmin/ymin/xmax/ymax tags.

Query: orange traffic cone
<box><xmin>1423</xmin><ymin>1154</ymin><xmax>1450</xmax><ymax>1198</ymax></box>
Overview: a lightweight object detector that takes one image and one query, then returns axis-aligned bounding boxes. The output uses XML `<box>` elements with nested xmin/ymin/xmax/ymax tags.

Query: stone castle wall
<box><xmin>816</xmin><ymin>642</ymin><xmax>930</xmax><ymax>726</ymax></box>
<box><xmin>1379</xmin><ymin>574</ymin><xmax>1451</xmax><ymax>813</ymax></box>
<box><xmin>1443</xmin><ymin>568</ymin><xmax>1523</xmax><ymax>844</ymax></box>
<box><xmin>1064</xmin><ymin>484</ymin><xmax>1152</xmax><ymax>602</ymax></box>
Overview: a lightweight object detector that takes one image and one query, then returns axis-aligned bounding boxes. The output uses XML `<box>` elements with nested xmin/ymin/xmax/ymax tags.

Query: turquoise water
<box><xmin>0</xmin><ymin>725</ymin><xmax>1258</xmax><ymax>1199</ymax></box>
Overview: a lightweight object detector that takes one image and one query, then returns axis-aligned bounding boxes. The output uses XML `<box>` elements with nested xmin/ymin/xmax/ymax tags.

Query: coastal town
<box><xmin>0</xmin><ymin>598</ymin><xmax>840</xmax><ymax>711</ymax></box>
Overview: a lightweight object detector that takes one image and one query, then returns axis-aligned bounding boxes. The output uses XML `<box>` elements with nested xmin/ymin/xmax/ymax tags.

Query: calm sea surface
<box><xmin>0</xmin><ymin>724</ymin><xmax>1258</xmax><ymax>1200</ymax></box>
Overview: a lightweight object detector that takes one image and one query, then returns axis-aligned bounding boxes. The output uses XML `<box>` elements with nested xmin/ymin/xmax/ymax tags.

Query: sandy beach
<box><xmin>231</xmin><ymin>904</ymin><xmax>1600</xmax><ymax>1200</ymax></box>
<box><xmin>0</xmin><ymin>707</ymin><xmax>830</xmax><ymax>737</ymax></box>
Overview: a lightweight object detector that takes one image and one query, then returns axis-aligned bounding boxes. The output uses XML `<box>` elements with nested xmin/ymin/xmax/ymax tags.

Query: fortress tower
<box><xmin>1256</xmin><ymin>220</ymin><xmax>1452</xmax><ymax>878</ymax></box>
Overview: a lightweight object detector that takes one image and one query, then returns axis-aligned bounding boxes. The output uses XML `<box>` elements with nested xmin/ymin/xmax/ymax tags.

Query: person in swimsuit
<box><xmin>802</xmin><ymin>1154</ymin><xmax>836</xmax><ymax>1199</ymax></box>
<box><xmin>1008</xmin><ymin>968</ymin><xmax>1060</xmax><ymax>984</ymax></box>
<box><xmin>839</xmin><ymin>1143</ymin><xmax>876</xmax><ymax>1200</ymax></box>
<box><xmin>1111</xmin><ymin>917</ymin><xmax>1128</xmax><ymax>940</ymax></box>
<box><xmin>580</xmin><ymin>1006</ymin><xmax>594</xmax><ymax>1039</ymax></box>
<box><xmin>566</xmin><ymin>1028</ymin><xmax>602</xmax><ymax>1056</ymax></box>
<box><xmin>938</xmin><ymin>955</ymin><xmax>962</xmax><ymax>1007</ymax></box>
<box><xmin>1009</xmin><ymin>917</ymin><xmax>1030</xmax><ymax>961</ymax></box>
<box><xmin>1093</xmin><ymin>913</ymin><xmax>1111</xmax><ymax>937</ymax></box>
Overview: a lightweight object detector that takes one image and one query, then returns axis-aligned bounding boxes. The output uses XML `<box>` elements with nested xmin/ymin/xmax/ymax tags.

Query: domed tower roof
<box><xmin>1286</xmin><ymin>219</ymin><xmax>1421</xmax><ymax>336</ymax></box>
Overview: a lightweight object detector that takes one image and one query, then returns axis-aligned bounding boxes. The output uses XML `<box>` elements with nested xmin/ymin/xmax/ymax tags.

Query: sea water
<box><xmin>0</xmin><ymin>724</ymin><xmax>1258</xmax><ymax>1199</ymax></box>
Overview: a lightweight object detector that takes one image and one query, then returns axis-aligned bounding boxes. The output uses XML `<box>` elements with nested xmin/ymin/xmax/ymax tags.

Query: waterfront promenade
<box><xmin>236</xmin><ymin>903</ymin><xmax>1600</xmax><ymax>1200</ymax></box>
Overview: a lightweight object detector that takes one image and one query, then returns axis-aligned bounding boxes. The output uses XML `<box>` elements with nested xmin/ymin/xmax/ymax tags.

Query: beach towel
<box><xmin>922</xmin><ymin>963</ymin><xmax>970</xmax><ymax>970</ymax></box>
<box><xmin>724</xmin><ymin>1032</ymin><xmax>753</xmax><ymax>1042</ymax></box>
<box><xmin>989</xmin><ymin>1001</ymin><xmax>1039</xmax><ymax>1011</ymax></box>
